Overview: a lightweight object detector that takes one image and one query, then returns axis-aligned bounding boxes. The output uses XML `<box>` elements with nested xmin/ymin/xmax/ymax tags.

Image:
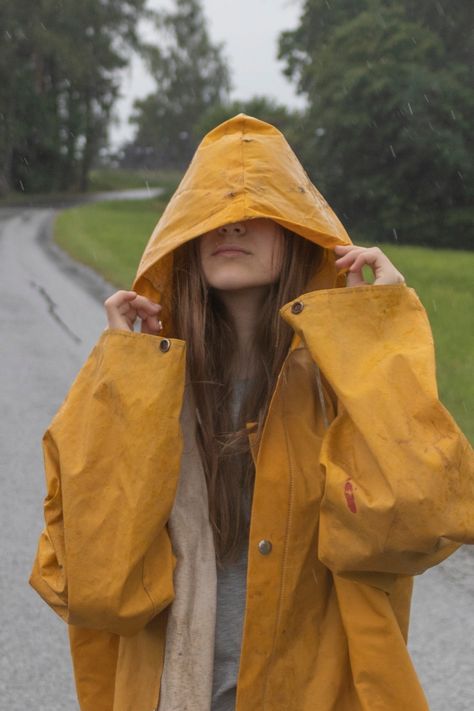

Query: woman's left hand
<box><xmin>334</xmin><ymin>244</ymin><xmax>405</xmax><ymax>287</ymax></box>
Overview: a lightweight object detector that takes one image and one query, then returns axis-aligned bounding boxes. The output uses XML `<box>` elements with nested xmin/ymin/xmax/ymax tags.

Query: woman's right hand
<box><xmin>104</xmin><ymin>291</ymin><xmax>163</xmax><ymax>335</ymax></box>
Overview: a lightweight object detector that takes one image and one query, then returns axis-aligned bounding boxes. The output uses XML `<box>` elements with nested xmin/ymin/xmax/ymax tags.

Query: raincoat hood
<box><xmin>132</xmin><ymin>113</ymin><xmax>351</xmax><ymax>328</ymax></box>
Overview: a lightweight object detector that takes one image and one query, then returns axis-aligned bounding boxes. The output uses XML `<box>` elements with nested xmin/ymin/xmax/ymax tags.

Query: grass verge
<box><xmin>54</xmin><ymin>198</ymin><xmax>164</xmax><ymax>287</ymax></box>
<box><xmin>54</xmin><ymin>200</ymin><xmax>473</xmax><ymax>441</ymax></box>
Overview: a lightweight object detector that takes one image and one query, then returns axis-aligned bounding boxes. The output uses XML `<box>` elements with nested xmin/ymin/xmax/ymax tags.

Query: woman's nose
<box><xmin>217</xmin><ymin>222</ymin><xmax>246</xmax><ymax>237</ymax></box>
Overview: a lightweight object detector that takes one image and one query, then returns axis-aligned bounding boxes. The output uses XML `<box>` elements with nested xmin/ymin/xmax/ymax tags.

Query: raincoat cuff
<box><xmin>279</xmin><ymin>283</ymin><xmax>417</xmax><ymax>345</ymax></box>
<box><xmin>280</xmin><ymin>282</ymin><xmax>409</xmax><ymax>318</ymax></box>
<box><xmin>102</xmin><ymin>327</ymin><xmax>184</xmax><ymax>343</ymax></box>
<box><xmin>99</xmin><ymin>328</ymin><xmax>186</xmax><ymax>354</ymax></box>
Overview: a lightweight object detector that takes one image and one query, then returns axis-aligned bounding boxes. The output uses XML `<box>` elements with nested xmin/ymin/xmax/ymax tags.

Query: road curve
<box><xmin>0</xmin><ymin>207</ymin><xmax>472</xmax><ymax>710</ymax></box>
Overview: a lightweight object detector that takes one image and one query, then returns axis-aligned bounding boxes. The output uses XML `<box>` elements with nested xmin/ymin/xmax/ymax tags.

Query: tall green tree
<box><xmin>278</xmin><ymin>0</ymin><xmax>473</xmax><ymax>248</ymax></box>
<box><xmin>0</xmin><ymin>0</ymin><xmax>146</xmax><ymax>193</ymax></box>
<box><xmin>130</xmin><ymin>0</ymin><xmax>231</xmax><ymax>169</ymax></box>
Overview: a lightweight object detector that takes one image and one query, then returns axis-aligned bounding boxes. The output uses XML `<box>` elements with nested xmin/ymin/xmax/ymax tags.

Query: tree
<box><xmin>278</xmin><ymin>1</ymin><xmax>473</xmax><ymax>248</ymax></box>
<box><xmin>0</xmin><ymin>0</ymin><xmax>147</xmax><ymax>194</ymax></box>
<box><xmin>130</xmin><ymin>0</ymin><xmax>231</xmax><ymax>169</ymax></box>
<box><xmin>195</xmin><ymin>96</ymin><xmax>304</xmax><ymax>148</ymax></box>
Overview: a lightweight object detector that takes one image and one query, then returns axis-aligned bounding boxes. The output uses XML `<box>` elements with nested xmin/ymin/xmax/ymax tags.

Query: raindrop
<box><xmin>19</xmin><ymin>180</ymin><xmax>25</xmax><ymax>192</ymax></box>
<box><xmin>457</xmin><ymin>171</ymin><xmax>464</xmax><ymax>180</ymax></box>
<box><xmin>145</xmin><ymin>180</ymin><xmax>151</xmax><ymax>195</ymax></box>
<box><xmin>424</xmin><ymin>94</ymin><xmax>430</xmax><ymax>104</ymax></box>
<box><xmin>40</xmin><ymin>22</ymin><xmax>47</xmax><ymax>31</ymax></box>
<box><xmin>392</xmin><ymin>228</ymin><xmax>398</xmax><ymax>241</ymax></box>
<box><xmin>411</xmin><ymin>36</ymin><xmax>417</xmax><ymax>45</ymax></box>
<box><xmin>435</xmin><ymin>1</ymin><xmax>445</xmax><ymax>16</ymax></box>
<box><xmin>408</xmin><ymin>102</ymin><xmax>414</xmax><ymax>115</ymax></box>
<box><xmin>325</xmin><ymin>0</ymin><xmax>331</xmax><ymax>8</ymax></box>
<box><xmin>462</xmin><ymin>401</ymin><xmax>467</xmax><ymax>413</ymax></box>
<box><xmin>432</xmin><ymin>299</ymin><xmax>438</xmax><ymax>312</ymax></box>
<box><xmin>450</xmin><ymin>109</ymin><xmax>456</xmax><ymax>120</ymax></box>
<box><xmin>389</xmin><ymin>145</ymin><xmax>397</xmax><ymax>158</ymax></box>
<box><xmin>5</xmin><ymin>30</ymin><xmax>12</xmax><ymax>40</ymax></box>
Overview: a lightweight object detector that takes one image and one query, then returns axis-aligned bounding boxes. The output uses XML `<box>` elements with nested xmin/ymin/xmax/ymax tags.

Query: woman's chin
<box><xmin>206</xmin><ymin>273</ymin><xmax>262</xmax><ymax>292</ymax></box>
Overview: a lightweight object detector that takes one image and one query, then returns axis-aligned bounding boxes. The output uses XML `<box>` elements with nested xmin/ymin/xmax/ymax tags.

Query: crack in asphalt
<box><xmin>36</xmin><ymin>212</ymin><xmax>114</xmax><ymax>306</ymax></box>
<box><xmin>30</xmin><ymin>279</ymin><xmax>82</xmax><ymax>344</ymax></box>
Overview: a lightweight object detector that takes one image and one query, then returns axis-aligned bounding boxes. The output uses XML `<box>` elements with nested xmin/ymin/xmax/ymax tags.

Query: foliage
<box><xmin>55</xmin><ymin>197</ymin><xmax>474</xmax><ymax>440</ymax></box>
<box><xmin>128</xmin><ymin>0</ymin><xmax>231</xmax><ymax>170</ymax></box>
<box><xmin>0</xmin><ymin>0</ymin><xmax>147</xmax><ymax>194</ymax></box>
<box><xmin>194</xmin><ymin>96</ymin><xmax>305</xmax><ymax>155</ymax></box>
<box><xmin>278</xmin><ymin>0</ymin><xmax>474</xmax><ymax>248</ymax></box>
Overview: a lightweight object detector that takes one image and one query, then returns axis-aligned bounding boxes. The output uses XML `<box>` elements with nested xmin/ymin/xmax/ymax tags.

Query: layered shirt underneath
<box><xmin>158</xmin><ymin>377</ymin><xmax>253</xmax><ymax>711</ymax></box>
<box><xmin>211</xmin><ymin>379</ymin><xmax>253</xmax><ymax>711</ymax></box>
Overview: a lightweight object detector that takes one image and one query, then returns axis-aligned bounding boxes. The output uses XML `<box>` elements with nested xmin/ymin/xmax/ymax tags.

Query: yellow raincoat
<box><xmin>30</xmin><ymin>115</ymin><xmax>474</xmax><ymax>711</ymax></box>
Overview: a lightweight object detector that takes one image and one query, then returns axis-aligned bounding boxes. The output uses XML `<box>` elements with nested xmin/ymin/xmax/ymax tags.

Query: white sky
<box><xmin>110</xmin><ymin>0</ymin><xmax>304</xmax><ymax>148</ymax></box>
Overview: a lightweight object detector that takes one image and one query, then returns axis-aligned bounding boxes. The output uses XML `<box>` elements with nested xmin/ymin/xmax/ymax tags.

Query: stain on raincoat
<box><xmin>30</xmin><ymin>115</ymin><xmax>474</xmax><ymax>711</ymax></box>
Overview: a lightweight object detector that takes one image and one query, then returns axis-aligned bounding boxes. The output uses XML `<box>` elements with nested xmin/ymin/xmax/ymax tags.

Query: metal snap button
<box><xmin>258</xmin><ymin>539</ymin><xmax>272</xmax><ymax>555</ymax></box>
<box><xmin>291</xmin><ymin>301</ymin><xmax>304</xmax><ymax>314</ymax></box>
<box><xmin>159</xmin><ymin>338</ymin><xmax>171</xmax><ymax>353</ymax></box>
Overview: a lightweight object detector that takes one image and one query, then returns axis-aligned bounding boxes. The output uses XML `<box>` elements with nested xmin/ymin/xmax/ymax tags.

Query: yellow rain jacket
<box><xmin>30</xmin><ymin>115</ymin><xmax>474</xmax><ymax>711</ymax></box>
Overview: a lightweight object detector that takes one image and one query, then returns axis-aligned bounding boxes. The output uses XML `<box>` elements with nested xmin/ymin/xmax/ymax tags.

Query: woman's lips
<box><xmin>212</xmin><ymin>246</ymin><xmax>250</xmax><ymax>256</ymax></box>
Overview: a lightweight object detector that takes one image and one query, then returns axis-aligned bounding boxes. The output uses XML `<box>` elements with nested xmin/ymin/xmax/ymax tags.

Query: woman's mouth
<box><xmin>212</xmin><ymin>246</ymin><xmax>250</xmax><ymax>256</ymax></box>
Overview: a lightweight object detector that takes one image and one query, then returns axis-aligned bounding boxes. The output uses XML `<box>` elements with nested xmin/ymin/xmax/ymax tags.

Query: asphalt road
<box><xmin>0</xmin><ymin>207</ymin><xmax>472</xmax><ymax>710</ymax></box>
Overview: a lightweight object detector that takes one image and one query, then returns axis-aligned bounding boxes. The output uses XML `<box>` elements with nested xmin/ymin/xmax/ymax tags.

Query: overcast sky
<box><xmin>110</xmin><ymin>0</ymin><xmax>304</xmax><ymax>147</ymax></box>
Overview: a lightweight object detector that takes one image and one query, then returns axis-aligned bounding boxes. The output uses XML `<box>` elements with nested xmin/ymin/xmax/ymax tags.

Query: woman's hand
<box><xmin>104</xmin><ymin>290</ymin><xmax>163</xmax><ymax>335</ymax></box>
<box><xmin>334</xmin><ymin>245</ymin><xmax>405</xmax><ymax>287</ymax></box>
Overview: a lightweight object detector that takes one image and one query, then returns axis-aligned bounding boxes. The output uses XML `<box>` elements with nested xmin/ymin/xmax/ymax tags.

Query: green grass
<box><xmin>54</xmin><ymin>200</ymin><xmax>473</xmax><ymax>441</ymax></box>
<box><xmin>54</xmin><ymin>198</ymin><xmax>166</xmax><ymax>287</ymax></box>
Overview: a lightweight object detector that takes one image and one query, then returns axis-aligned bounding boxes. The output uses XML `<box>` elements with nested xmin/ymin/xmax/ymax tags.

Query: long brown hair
<box><xmin>171</xmin><ymin>229</ymin><xmax>323</xmax><ymax>566</ymax></box>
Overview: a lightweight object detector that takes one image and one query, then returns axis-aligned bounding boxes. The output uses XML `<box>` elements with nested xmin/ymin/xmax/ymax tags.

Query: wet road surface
<box><xmin>0</xmin><ymin>207</ymin><xmax>472</xmax><ymax>710</ymax></box>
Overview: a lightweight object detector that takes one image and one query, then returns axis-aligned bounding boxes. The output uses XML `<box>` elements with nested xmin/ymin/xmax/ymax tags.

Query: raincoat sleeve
<box><xmin>29</xmin><ymin>330</ymin><xmax>186</xmax><ymax>636</ymax></box>
<box><xmin>281</xmin><ymin>283</ymin><xmax>474</xmax><ymax>578</ymax></box>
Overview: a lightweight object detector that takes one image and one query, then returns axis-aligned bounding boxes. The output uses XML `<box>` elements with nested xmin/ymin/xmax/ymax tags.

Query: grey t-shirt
<box><xmin>211</xmin><ymin>380</ymin><xmax>252</xmax><ymax>711</ymax></box>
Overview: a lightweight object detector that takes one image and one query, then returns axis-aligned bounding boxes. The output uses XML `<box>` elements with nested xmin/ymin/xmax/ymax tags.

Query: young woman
<box><xmin>30</xmin><ymin>115</ymin><xmax>474</xmax><ymax>711</ymax></box>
